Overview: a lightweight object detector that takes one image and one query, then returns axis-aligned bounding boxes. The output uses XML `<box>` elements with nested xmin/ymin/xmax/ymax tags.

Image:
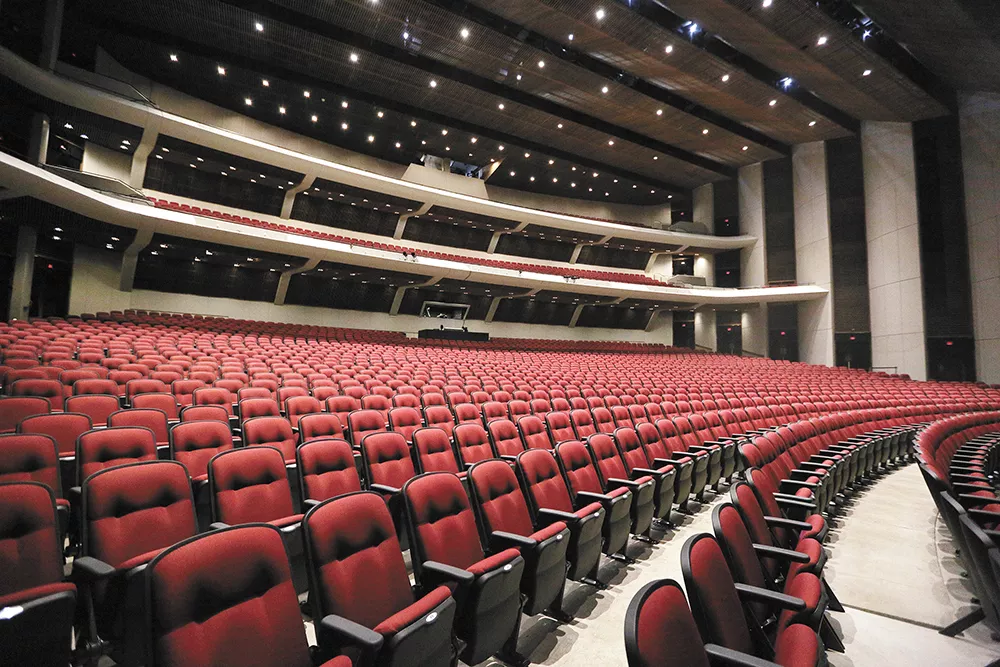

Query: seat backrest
<box><xmin>361</xmin><ymin>432</ymin><xmax>416</xmax><ymax>492</ymax></box>
<box><xmin>131</xmin><ymin>393</ymin><xmax>180</xmax><ymax>421</ymax></box>
<box><xmin>303</xmin><ymin>491</ymin><xmax>415</xmax><ymax>628</ymax></box>
<box><xmin>77</xmin><ymin>426</ymin><xmax>157</xmax><ymax>484</ymax></box>
<box><xmin>209</xmin><ymin>446</ymin><xmax>296</xmax><ymax>524</ymax></box>
<box><xmin>192</xmin><ymin>387</ymin><xmax>234</xmax><ymax>415</ymax></box>
<box><xmin>0</xmin><ymin>434</ymin><xmax>63</xmax><ymax>498</ymax></box>
<box><xmin>570</xmin><ymin>409</ymin><xmax>597</xmax><ymax>439</ymax></box>
<box><xmin>169</xmin><ymin>420</ymin><xmax>234</xmax><ymax>481</ymax></box>
<box><xmin>518</xmin><ymin>415</ymin><xmax>553</xmax><ymax>450</ymax></box>
<box><xmin>17</xmin><ymin>412</ymin><xmax>93</xmax><ymax>457</ymax></box>
<box><xmin>242</xmin><ymin>416</ymin><xmax>297</xmax><ymax>461</ymax></box>
<box><xmin>517</xmin><ymin>449</ymin><xmax>575</xmax><ymax>514</ymax></box>
<box><xmin>180</xmin><ymin>404</ymin><xmax>230</xmax><ymax>424</ymax></box>
<box><xmin>422</xmin><ymin>405</ymin><xmax>456</xmax><ymax>440</ymax></box>
<box><xmin>145</xmin><ymin>525</ymin><xmax>315</xmax><ymax>667</ymax></box>
<box><xmin>592</xmin><ymin>407</ymin><xmax>616</xmax><ymax>434</ymax></box>
<box><xmin>481</xmin><ymin>401</ymin><xmax>507</xmax><ymax>424</ymax></box>
<box><xmin>238</xmin><ymin>397</ymin><xmax>281</xmax><ymax>421</ymax></box>
<box><xmin>10</xmin><ymin>379</ymin><xmax>63</xmax><ymax>410</ymax></box>
<box><xmin>614</xmin><ymin>427</ymin><xmax>649</xmax><ymax>473</ymax></box>
<box><xmin>469</xmin><ymin>459</ymin><xmax>536</xmax><ymax>539</ymax></box>
<box><xmin>108</xmin><ymin>408</ymin><xmax>169</xmax><ymax>446</ymax></box>
<box><xmin>488</xmin><ymin>419</ymin><xmax>525</xmax><ymax>457</ymax></box>
<box><xmin>681</xmin><ymin>533</ymin><xmax>755</xmax><ymax>655</ymax></box>
<box><xmin>588</xmin><ymin>433</ymin><xmax>630</xmax><ymax>486</ymax></box>
<box><xmin>611</xmin><ymin>405</ymin><xmax>634</xmax><ymax>428</ymax></box>
<box><xmin>453</xmin><ymin>403</ymin><xmax>481</xmax><ymax>426</ymax></box>
<box><xmin>298</xmin><ymin>412</ymin><xmax>345</xmax><ymax>444</ymax></box>
<box><xmin>348</xmin><ymin>409</ymin><xmax>388</xmax><ymax>443</ymax></box>
<box><xmin>554</xmin><ymin>440</ymin><xmax>604</xmax><ymax>497</ymax></box>
<box><xmin>387</xmin><ymin>406</ymin><xmax>423</xmax><ymax>445</ymax></box>
<box><xmin>412</xmin><ymin>427</ymin><xmax>461</xmax><ymax>474</ymax></box>
<box><xmin>454</xmin><ymin>423</ymin><xmax>496</xmax><ymax>466</ymax></box>
<box><xmin>402</xmin><ymin>472</ymin><xmax>487</xmax><ymax>579</ymax></box>
<box><xmin>711</xmin><ymin>503</ymin><xmax>770</xmax><ymax>620</ymax></box>
<box><xmin>0</xmin><ymin>481</ymin><xmax>64</xmax><ymax>597</ymax></box>
<box><xmin>624</xmin><ymin>579</ymin><xmax>711</xmax><ymax>667</ymax></box>
<box><xmin>545</xmin><ymin>411</ymin><xmax>575</xmax><ymax>445</ymax></box>
<box><xmin>83</xmin><ymin>460</ymin><xmax>196</xmax><ymax>569</ymax></box>
<box><xmin>125</xmin><ymin>378</ymin><xmax>168</xmax><ymax>401</ymax></box>
<box><xmin>507</xmin><ymin>400</ymin><xmax>530</xmax><ymax>422</ymax></box>
<box><xmin>296</xmin><ymin>439</ymin><xmax>361</xmax><ymax>503</ymax></box>
<box><xmin>0</xmin><ymin>396</ymin><xmax>51</xmax><ymax>432</ymax></box>
<box><xmin>391</xmin><ymin>393</ymin><xmax>420</xmax><ymax>409</ymax></box>
<box><xmin>326</xmin><ymin>396</ymin><xmax>361</xmax><ymax>428</ymax></box>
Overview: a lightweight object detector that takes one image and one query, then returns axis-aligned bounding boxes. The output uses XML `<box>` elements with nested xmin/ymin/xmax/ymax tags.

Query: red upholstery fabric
<box><xmin>84</xmin><ymin>461</ymin><xmax>196</xmax><ymax>569</ymax></box>
<box><xmin>546</xmin><ymin>412</ymin><xmax>576</xmax><ymax>444</ymax></box>
<box><xmin>298</xmin><ymin>439</ymin><xmax>361</xmax><ymax>502</ymax></box>
<box><xmin>413</xmin><ymin>428</ymin><xmax>461</xmax><ymax>474</ymax></box>
<box><xmin>18</xmin><ymin>413</ymin><xmax>93</xmax><ymax>457</ymax></box>
<box><xmin>404</xmin><ymin>473</ymin><xmax>487</xmax><ymax>570</ymax></box>
<box><xmin>349</xmin><ymin>409</ymin><xmax>388</xmax><ymax>442</ymax></box>
<box><xmin>0</xmin><ymin>396</ymin><xmax>51</xmax><ymax>433</ymax></box>
<box><xmin>517</xmin><ymin>449</ymin><xmax>576</xmax><ymax>513</ymax></box>
<box><xmin>210</xmin><ymin>447</ymin><xmax>299</xmax><ymax>525</ymax></box>
<box><xmin>0</xmin><ymin>482</ymin><xmax>64</xmax><ymax>596</ymax></box>
<box><xmin>77</xmin><ymin>426</ymin><xmax>157</xmax><ymax>483</ymax></box>
<box><xmin>454</xmin><ymin>424</ymin><xmax>495</xmax><ymax>465</ymax></box>
<box><xmin>0</xmin><ymin>433</ymin><xmax>63</xmax><ymax>497</ymax></box>
<box><xmin>518</xmin><ymin>415</ymin><xmax>553</xmax><ymax>451</ymax></box>
<box><xmin>387</xmin><ymin>407</ymin><xmax>423</xmax><ymax>444</ymax></box>
<box><xmin>243</xmin><ymin>416</ymin><xmax>297</xmax><ymax>462</ymax></box>
<box><xmin>630</xmin><ymin>581</ymin><xmax>711</xmax><ymax>667</ymax></box>
<box><xmin>362</xmin><ymin>432</ymin><xmax>416</xmax><ymax>491</ymax></box>
<box><xmin>131</xmin><ymin>393</ymin><xmax>180</xmax><ymax>421</ymax></box>
<box><xmin>169</xmin><ymin>420</ymin><xmax>234</xmax><ymax>481</ymax></box>
<box><xmin>470</xmin><ymin>460</ymin><xmax>537</xmax><ymax>537</ymax></box>
<box><xmin>685</xmin><ymin>535</ymin><xmax>755</xmax><ymax>654</ymax></box>
<box><xmin>65</xmin><ymin>394</ymin><xmax>121</xmax><ymax>428</ymax></box>
<box><xmin>146</xmin><ymin>526</ymin><xmax>317</xmax><ymax>667</ymax></box>
<box><xmin>298</xmin><ymin>413</ymin><xmax>345</xmax><ymax>442</ymax></box>
<box><xmin>108</xmin><ymin>408</ymin><xmax>169</xmax><ymax>447</ymax></box>
<box><xmin>773</xmin><ymin>623</ymin><xmax>820</xmax><ymax>667</ymax></box>
<box><xmin>555</xmin><ymin>440</ymin><xmax>605</xmax><ymax>496</ymax></box>
<box><xmin>0</xmin><ymin>581</ymin><xmax>76</xmax><ymax>609</ymax></box>
<box><xmin>488</xmin><ymin>419</ymin><xmax>525</xmax><ymax>457</ymax></box>
<box><xmin>423</xmin><ymin>406</ymin><xmax>456</xmax><ymax>440</ymax></box>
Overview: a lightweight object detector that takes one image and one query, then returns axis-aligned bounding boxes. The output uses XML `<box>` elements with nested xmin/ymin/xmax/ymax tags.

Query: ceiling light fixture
<box><xmin>349</xmin><ymin>53</ymin><xmax>359</xmax><ymax>63</ymax></box>
<box><xmin>411</xmin><ymin>120</ymin><xmax>417</xmax><ymax>127</ymax></box>
<box><xmin>524</xmin><ymin>152</ymin><xmax>530</xmax><ymax>158</ymax></box>
<box><xmin>341</xmin><ymin>100</ymin><xmax>348</xmax><ymax>108</ymax></box>
<box><xmin>303</xmin><ymin>90</ymin><xmax>310</xmax><ymax>97</ymax></box>
<box><xmin>255</xmin><ymin>21</ymin><xmax>264</xmax><ymax>32</ymax></box>
<box><xmin>341</xmin><ymin>122</ymin><xmax>349</xmax><ymax>130</ymax></box>
<box><xmin>769</xmin><ymin>99</ymin><xmax>777</xmax><ymax>107</ymax></box>
<box><xmin>367</xmin><ymin>135</ymin><xmax>375</xmax><ymax>142</ymax></box>
<box><xmin>498</xmin><ymin>145</ymin><xmax>505</xmax><ymax>151</ymax></box>
<box><xmin>217</xmin><ymin>65</ymin><xmax>226</xmax><ymax>75</ymax></box>
<box><xmin>509</xmin><ymin>171</ymin><xmax>516</xmax><ymax>177</ymax></box>
<box><xmin>817</xmin><ymin>36</ymin><xmax>828</xmax><ymax>46</ymax></box>
<box><xmin>80</xmin><ymin>134</ymin><xmax>88</xmax><ymax>140</ymax></box>
<box><xmin>568</xmin><ymin>33</ymin><xmax>574</xmax><ymax>41</ymax></box>
<box><xmin>702</xmin><ymin>128</ymin><xmax>709</xmax><ymax>134</ymax></box>
<box><xmin>863</xmin><ymin>69</ymin><xmax>872</xmax><ymax>76</ymax></box>
<box><xmin>395</xmin><ymin>142</ymin><xmax>401</xmax><ymax>148</ymax></box>
<box><xmin>721</xmin><ymin>74</ymin><xmax>730</xmax><ymax>82</ymax></box>
<box><xmin>429</xmin><ymin>79</ymin><xmax>437</xmax><ymax>88</ymax></box>
<box><xmin>470</xmin><ymin>137</ymin><xmax>477</xmax><ymax>143</ymax></box>
<box><xmin>460</xmin><ymin>27</ymin><xmax>469</xmax><ymax>39</ymax></box>
<box><xmin>548</xmin><ymin>159</ymin><xmax>554</xmax><ymax>165</ymax></box>
<box><xmin>262</xmin><ymin>79</ymin><xmax>269</xmax><ymax>87</ymax></box>
<box><xmin>809</xmin><ymin>120</ymin><xmax>817</xmax><ymax>127</ymax></box>
<box><xmin>311</xmin><ymin>114</ymin><xmax>318</xmax><ymax>122</ymax></box>
<box><xmin>742</xmin><ymin>145</ymin><xmax>749</xmax><ymax>151</ymax></box>
<box><xmin>595</xmin><ymin>8</ymin><xmax>606</xmax><ymax>20</ymax></box>
<box><xmin>244</xmin><ymin>97</ymin><xmax>252</xmax><ymax>106</ymax></box>
<box><xmin>169</xmin><ymin>54</ymin><xmax>178</xmax><ymax>62</ymax></box>
<box><xmin>608</xmin><ymin>140</ymin><xmax>614</xmax><ymax>146</ymax></box>
<box><xmin>601</xmin><ymin>86</ymin><xmax>609</xmax><ymax>94</ymax></box>
<box><xmin>537</xmin><ymin>60</ymin><xmax>545</xmax><ymax>68</ymax></box>
<box><xmin>762</xmin><ymin>0</ymin><xmax>772</xmax><ymax>7</ymax></box>
<box><xmin>441</xmin><ymin>129</ymin><xmax>448</xmax><ymax>135</ymax></box>
<box><xmin>665</xmin><ymin>45</ymin><xmax>674</xmax><ymax>54</ymax></box>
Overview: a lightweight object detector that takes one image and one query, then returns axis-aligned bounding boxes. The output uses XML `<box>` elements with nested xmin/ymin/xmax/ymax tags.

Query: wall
<box><xmin>80</xmin><ymin>143</ymin><xmax>132</xmax><ymax>182</ymax></box>
<box><xmin>739</xmin><ymin>163</ymin><xmax>768</xmax><ymax>356</ymax></box>
<box><xmin>861</xmin><ymin>121</ymin><xmax>927</xmax><ymax>380</ymax></box>
<box><xmin>959</xmin><ymin>91</ymin><xmax>1000</xmax><ymax>383</ymax></box>
<box><xmin>694</xmin><ymin>310</ymin><xmax>717</xmax><ymax>351</ymax></box>
<box><xmin>68</xmin><ymin>246</ymin><xmax>671</xmax><ymax>343</ymax></box>
<box><xmin>793</xmin><ymin>141</ymin><xmax>835</xmax><ymax>367</ymax></box>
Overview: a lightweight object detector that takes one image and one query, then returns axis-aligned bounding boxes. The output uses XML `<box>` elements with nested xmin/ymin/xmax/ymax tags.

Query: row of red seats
<box><xmin>150</xmin><ymin>198</ymin><xmax>672</xmax><ymax>287</ymax></box>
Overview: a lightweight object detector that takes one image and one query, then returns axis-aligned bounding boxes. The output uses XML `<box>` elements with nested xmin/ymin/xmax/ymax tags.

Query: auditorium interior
<box><xmin>3</xmin><ymin>1</ymin><xmax>1000</xmax><ymax>666</ymax></box>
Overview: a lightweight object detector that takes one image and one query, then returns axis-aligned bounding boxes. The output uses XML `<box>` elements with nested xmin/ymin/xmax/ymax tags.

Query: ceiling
<box><xmin>7</xmin><ymin>0</ymin><xmax>959</xmax><ymax>205</ymax></box>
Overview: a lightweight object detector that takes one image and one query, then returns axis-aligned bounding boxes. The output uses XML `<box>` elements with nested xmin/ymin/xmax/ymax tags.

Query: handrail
<box><xmin>41</xmin><ymin>165</ymin><xmax>148</xmax><ymax>200</ymax></box>
<box><xmin>871</xmin><ymin>366</ymin><xmax>899</xmax><ymax>374</ymax></box>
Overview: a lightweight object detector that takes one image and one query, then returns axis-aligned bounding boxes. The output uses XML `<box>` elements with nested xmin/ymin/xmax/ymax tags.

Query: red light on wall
<box><xmin>849</xmin><ymin>335</ymin><xmax>856</xmax><ymax>341</ymax></box>
<box><xmin>47</xmin><ymin>264</ymin><xmax>53</xmax><ymax>269</ymax></box>
<box><xmin>780</xmin><ymin>331</ymin><xmax>786</xmax><ymax>336</ymax></box>
<box><xmin>946</xmin><ymin>341</ymin><xmax>954</xmax><ymax>346</ymax></box>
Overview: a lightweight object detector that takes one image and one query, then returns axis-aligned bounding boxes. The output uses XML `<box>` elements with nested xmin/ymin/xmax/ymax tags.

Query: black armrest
<box><xmin>303</xmin><ymin>499</ymin><xmax>321</xmax><ymax>510</ymax></box>
<box><xmin>704</xmin><ymin>644</ymin><xmax>782</xmax><ymax>667</ymax></box>
<box><xmin>209</xmin><ymin>522</ymin><xmax>231</xmax><ymax>531</ymax></box>
<box><xmin>763</xmin><ymin>516</ymin><xmax>813</xmax><ymax>532</ymax></box>
<box><xmin>420</xmin><ymin>560</ymin><xmax>474</xmax><ymax>610</ymax></box>
<box><xmin>969</xmin><ymin>509</ymin><xmax>1000</xmax><ymax>523</ymax></box>
<box><xmin>774</xmin><ymin>495</ymin><xmax>817</xmax><ymax>511</ymax></box>
<box><xmin>633</xmin><ymin>467</ymin><xmax>669</xmax><ymax>478</ymax></box>
<box><xmin>538</xmin><ymin>507</ymin><xmax>580</xmax><ymax>527</ymax></box>
<box><xmin>577</xmin><ymin>490</ymin><xmax>616</xmax><ymax>505</ymax></box>
<box><xmin>490</xmin><ymin>530</ymin><xmax>538</xmax><ymax>553</ymax></box>
<box><xmin>789</xmin><ymin>469</ymin><xmax>823</xmax><ymax>480</ymax></box>
<box><xmin>318</xmin><ymin>613</ymin><xmax>383</xmax><ymax>664</ymax></box>
<box><xmin>752</xmin><ymin>544</ymin><xmax>810</xmax><ymax>563</ymax></box>
<box><xmin>607</xmin><ymin>477</ymin><xmax>643</xmax><ymax>492</ymax></box>
<box><xmin>370</xmin><ymin>483</ymin><xmax>401</xmax><ymax>496</ymax></box>
<box><xmin>797</xmin><ymin>462</ymin><xmax>831</xmax><ymax>471</ymax></box>
<box><xmin>70</xmin><ymin>556</ymin><xmax>116</xmax><ymax>583</ymax></box>
<box><xmin>500</xmin><ymin>455</ymin><xmax>519</xmax><ymax>463</ymax></box>
<box><xmin>734</xmin><ymin>583</ymin><xmax>806</xmax><ymax>612</ymax></box>
<box><xmin>688</xmin><ymin>444</ymin><xmax>716</xmax><ymax>453</ymax></box>
<box><xmin>959</xmin><ymin>493</ymin><xmax>999</xmax><ymax>506</ymax></box>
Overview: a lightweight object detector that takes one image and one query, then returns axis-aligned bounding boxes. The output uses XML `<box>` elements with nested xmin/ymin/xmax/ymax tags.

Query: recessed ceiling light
<box><xmin>571</xmin><ymin>182</ymin><xmax>577</xmax><ymax>188</ymax></box>
<box><xmin>255</xmin><ymin>21</ymin><xmax>264</xmax><ymax>32</ymax></box>
<box><xmin>568</xmin><ymin>33</ymin><xmax>574</xmax><ymax>41</ymax></box>
<box><xmin>341</xmin><ymin>122</ymin><xmax>349</xmax><ymax>130</ymax></box>
<box><xmin>303</xmin><ymin>90</ymin><xmax>310</xmax><ymax>97</ymax></box>
<box><xmin>80</xmin><ymin>134</ymin><xmax>88</xmax><ymax>139</ymax></box>
<box><xmin>498</xmin><ymin>145</ymin><xmax>505</xmax><ymax>151</ymax></box>
<box><xmin>530</xmin><ymin>176</ymin><xmax>535</xmax><ymax>181</ymax></box>
<box><xmin>702</xmin><ymin>128</ymin><xmax>709</xmax><ymax>135</ymax></box>
<box><xmin>863</xmin><ymin>69</ymin><xmax>872</xmax><ymax>76</ymax></box>
<box><xmin>656</xmin><ymin>109</ymin><xmax>663</xmax><ymax>117</ymax></box>
<box><xmin>817</xmin><ymin>36</ymin><xmax>828</xmax><ymax>46</ymax></box>
<box><xmin>769</xmin><ymin>99</ymin><xmax>777</xmax><ymax>107</ymax></box>
<box><xmin>762</xmin><ymin>0</ymin><xmax>772</xmax><ymax>6</ymax></box>
<box><xmin>155</xmin><ymin>154</ymin><xmax>163</xmax><ymax>159</ymax></box>
<box><xmin>244</xmin><ymin>97</ymin><xmax>253</xmax><ymax>106</ymax></box>
<box><xmin>548</xmin><ymin>159</ymin><xmax>554</xmax><ymax>165</ymax></box>
<box><xmin>553</xmin><ymin>177</ymin><xmax>558</xmax><ymax>183</ymax></box>
<box><xmin>377</xmin><ymin>111</ymin><xmax>384</xmax><ymax>118</ymax></box>
<box><xmin>592</xmin><ymin>171</ymin><xmax>598</xmax><ymax>177</ymax></box>
<box><xmin>421</xmin><ymin>140</ymin><xmax>426</xmax><ymax>145</ymax></box>
<box><xmin>524</xmin><ymin>152</ymin><xmax>530</xmax><ymax>158</ymax></box>
<box><xmin>665</xmin><ymin>45</ymin><xmax>674</xmax><ymax>54</ymax></box>
<box><xmin>217</xmin><ymin>65</ymin><xmax>226</xmax><ymax>75</ymax></box>
<box><xmin>349</xmin><ymin>53</ymin><xmax>359</xmax><ymax>63</ymax></box>
<box><xmin>395</xmin><ymin>142</ymin><xmax>401</xmax><ymax>148</ymax></box>
<box><xmin>557</xmin><ymin>123</ymin><xmax>563</xmax><ymax>129</ymax></box>
<box><xmin>608</xmin><ymin>140</ymin><xmax>614</xmax><ymax>146</ymax></box>
<box><xmin>809</xmin><ymin>120</ymin><xmax>817</xmax><ymax>127</ymax></box>
<box><xmin>516</xmin><ymin>73</ymin><xmax>522</xmax><ymax>81</ymax></box>
<box><xmin>537</xmin><ymin>60</ymin><xmax>545</xmax><ymax>68</ymax></box>
<box><xmin>470</xmin><ymin>137</ymin><xmax>477</xmax><ymax>143</ymax></box>
<box><xmin>460</xmin><ymin>27</ymin><xmax>470</xmax><ymax>39</ymax></box>
<box><xmin>229</xmin><ymin>166</ymin><xmax>236</xmax><ymax>171</ymax></box>
<box><xmin>169</xmin><ymin>54</ymin><xmax>178</xmax><ymax>62</ymax></box>
<box><xmin>601</xmin><ymin>86</ymin><xmax>609</xmax><ymax>94</ymax></box>
<box><xmin>162</xmin><ymin>147</ymin><xmax>169</xmax><ymax>152</ymax></box>
<box><xmin>653</xmin><ymin>156</ymin><xmax>659</xmax><ymax>160</ymax></box>
<box><xmin>403</xmin><ymin>31</ymin><xmax>409</xmax><ymax>39</ymax></box>
<box><xmin>411</xmin><ymin>120</ymin><xmax>418</xmax><ymax>127</ymax></box>
<box><xmin>52</xmin><ymin>235</ymin><xmax>60</xmax><ymax>241</ymax></box>
<box><xmin>367</xmin><ymin>135</ymin><xmax>375</xmax><ymax>142</ymax></box>
<box><xmin>311</xmin><ymin>114</ymin><xmax>318</xmax><ymax>122</ymax></box>
<box><xmin>721</xmin><ymin>74</ymin><xmax>730</xmax><ymax>82</ymax></box>
<box><xmin>429</xmin><ymin>79</ymin><xmax>437</xmax><ymax>88</ymax></box>
<box><xmin>341</xmin><ymin>100</ymin><xmax>348</xmax><ymax>108</ymax></box>
<box><xmin>196</xmin><ymin>157</ymin><xmax>204</xmax><ymax>162</ymax></box>
<box><xmin>742</xmin><ymin>145</ymin><xmax>749</xmax><ymax>151</ymax></box>
<box><xmin>220</xmin><ymin>171</ymin><xmax>228</xmax><ymax>176</ymax></box>
<box><xmin>509</xmin><ymin>171</ymin><xmax>516</xmax><ymax>177</ymax></box>
<box><xmin>441</xmin><ymin>129</ymin><xmax>448</xmax><ymax>135</ymax></box>
<box><xmin>595</xmin><ymin>8</ymin><xmax>606</xmax><ymax>20</ymax></box>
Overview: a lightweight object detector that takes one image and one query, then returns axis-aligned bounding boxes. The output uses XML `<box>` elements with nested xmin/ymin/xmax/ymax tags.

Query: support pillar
<box><xmin>389</xmin><ymin>275</ymin><xmax>442</xmax><ymax>315</ymax></box>
<box><xmin>484</xmin><ymin>297</ymin><xmax>503</xmax><ymax>322</ymax></box>
<box><xmin>129</xmin><ymin>128</ymin><xmax>158</xmax><ymax>190</ymax></box>
<box><xmin>394</xmin><ymin>202</ymin><xmax>432</xmax><ymax>240</ymax></box>
<box><xmin>568</xmin><ymin>304</ymin><xmax>584</xmax><ymax>327</ymax></box>
<box><xmin>694</xmin><ymin>309</ymin><xmax>716</xmax><ymax>351</ymax></box>
<box><xmin>862</xmin><ymin>121</ymin><xmax>926</xmax><ymax>379</ymax></box>
<box><xmin>119</xmin><ymin>228</ymin><xmax>153</xmax><ymax>292</ymax></box>
<box><xmin>793</xmin><ymin>141</ymin><xmax>835</xmax><ymax>367</ymax></box>
<box><xmin>274</xmin><ymin>258</ymin><xmax>320</xmax><ymax>305</ymax></box>
<box><xmin>692</xmin><ymin>184</ymin><xmax>715</xmax><ymax>287</ymax></box>
<box><xmin>10</xmin><ymin>226</ymin><xmax>37</xmax><ymax>320</ymax></box>
<box><xmin>280</xmin><ymin>174</ymin><xmax>316</xmax><ymax>219</ymax></box>
<box><xmin>40</xmin><ymin>0</ymin><xmax>64</xmax><ymax>71</ymax></box>
<box><xmin>739</xmin><ymin>162</ymin><xmax>768</xmax><ymax>357</ymax></box>
<box><xmin>28</xmin><ymin>114</ymin><xmax>50</xmax><ymax>166</ymax></box>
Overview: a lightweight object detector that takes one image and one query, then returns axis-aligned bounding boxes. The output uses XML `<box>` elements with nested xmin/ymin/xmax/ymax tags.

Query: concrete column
<box><xmin>694</xmin><ymin>309</ymin><xmax>717</xmax><ymax>351</ymax></box>
<box><xmin>693</xmin><ymin>254</ymin><xmax>715</xmax><ymax>287</ymax></box>
<box><xmin>693</xmin><ymin>183</ymin><xmax>714</xmax><ymax>229</ymax></box>
<box><xmin>960</xmin><ymin>92</ymin><xmax>1000</xmax><ymax>383</ymax></box>
<box><xmin>739</xmin><ymin>162</ymin><xmax>768</xmax><ymax>357</ymax></box>
<box><xmin>119</xmin><ymin>228</ymin><xmax>153</xmax><ymax>292</ymax></box>
<box><xmin>40</xmin><ymin>0</ymin><xmax>64</xmax><ymax>70</ymax></box>
<box><xmin>862</xmin><ymin>121</ymin><xmax>927</xmax><ymax>379</ymax></box>
<box><xmin>793</xmin><ymin>141</ymin><xmax>835</xmax><ymax>367</ymax></box>
<box><xmin>129</xmin><ymin>128</ymin><xmax>158</xmax><ymax>189</ymax></box>
<box><xmin>280</xmin><ymin>175</ymin><xmax>316</xmax><ymax>219</ymax></box>
<box><xmin>28</xmin><ymin>114</ymin><xmax>50</xmax><ymax>166</ymax></box>
<box><xmin>274</xmin><ymin>258</ymin><xmax>320</xmax><ymax>305</ymax></box>
<box><xmin>10</xmin><ymin>226</ymin><xmax>37</xmax><ymax>320</ymax></box>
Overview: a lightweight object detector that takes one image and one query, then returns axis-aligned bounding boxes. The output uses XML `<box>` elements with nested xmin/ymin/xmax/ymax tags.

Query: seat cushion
<box><xmin>466</xmin><ymin>548</ymin><xmax>520</xmax><ymax>576</ymax></box>
<box><xmin>779</xmin><ymin>572</ymin><xmax>823</xmax><ymax>632</ymax></box>
<box><xmin>0</xmin><ymin>581</ymin><xmax>76</xmax><ymax>608</ymax></box>
<box><xmin>118</xmin><ymin>548</ymin><xmax>166</xmax><ymax>572</ymax></box>
<box><xmin>774</xmin><ymin>623</ymin><xmax>821</xmax><ymax>667</ymax></box>
<box><xmin>788</xmin><ymin>538</ymin><xmax>825</xmax><ymax>580</ymax></box>
<box><xmin>267</xmin><ymin>514</ymin><xmax>305</xmax><ymax>529</ymax></box>
<box><xmin>373</xmin><ymin>585</ymin><xmax>451</xmax><ymax>636</ymax></box>
<box><xmin>799</xmin><ymin>514</ymin><xmax>827</xmax><ymax>543</ymax></box>
<box><xmin>320</xmin><ymin>657</ymin><xmax>354</xmax><ymax>667</ymax></box>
